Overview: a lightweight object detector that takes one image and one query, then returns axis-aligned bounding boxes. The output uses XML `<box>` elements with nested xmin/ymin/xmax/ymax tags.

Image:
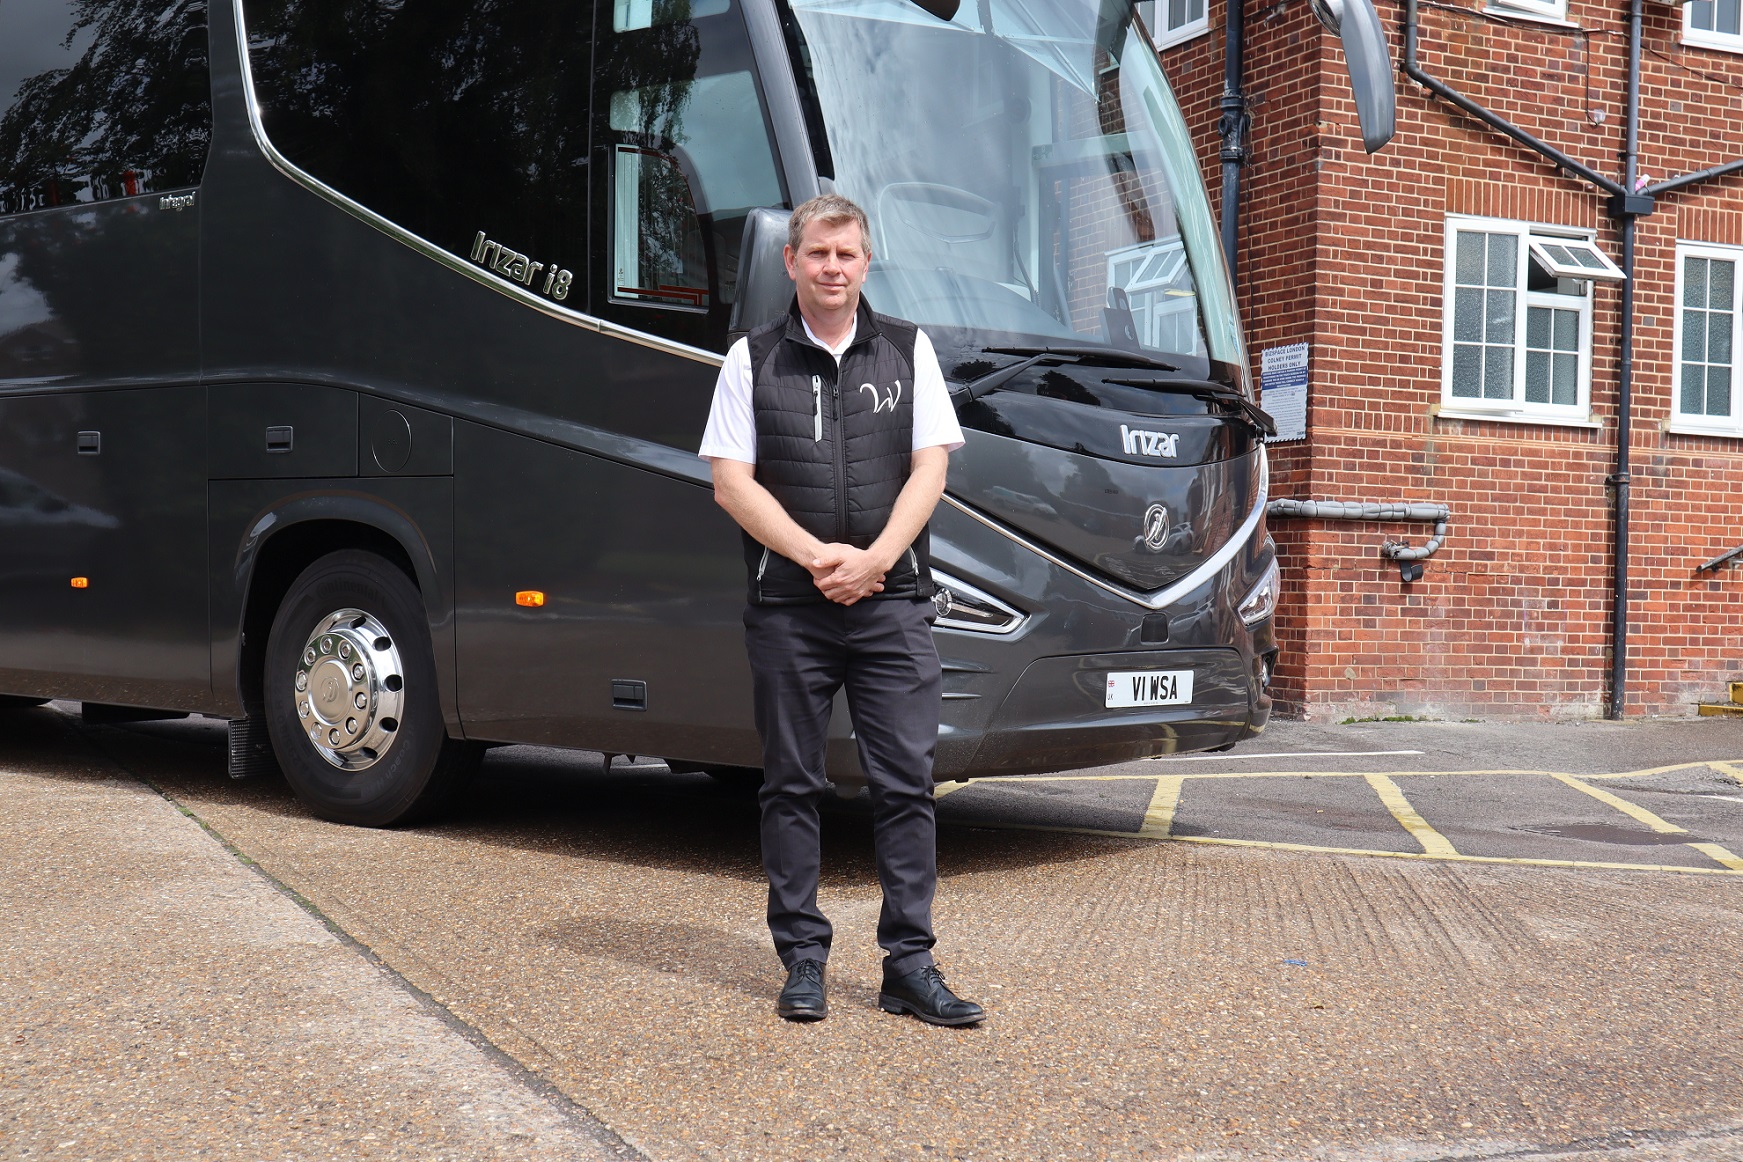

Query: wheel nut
<box><xmin>353</xmin><ymin>692</ymin><xmax>367</xmax><ymax>709</ymax></box>
<box><xmin>305</xmin><ymin>648</ymin><xmax>316</xmax><ymax>666</ymax></box>
<box><xmin>298</xmin><ymin>700</ymin><xmax>310</xmax><ymax>719</ymax></box>
<box><xmin>328</xmin><ymin>728</ymin><xmax>341</xmax><ymax>746</ymax></box>
<box><xmin>295</xmin><ymin>672</ymin><xmax>308</xmax><ymax>692</ymax></box>
<box><xmin>351</xmin><ymin>663</ymin><xmax>365</xmax><ymax>681</ymax></box>
<box><xmin>320</xmin><ymin>636</ymin><xmax>334</xmax><ymax>654</ymax></box>
<box><xmin>339</xmin><ymin>642</ymin><xmax>352</xmax><ymax>659</ymax></box>
<box><xmin>345</xmin><ymin>717</ymin><xmax>358</xmax><ymax>734</ymax></box>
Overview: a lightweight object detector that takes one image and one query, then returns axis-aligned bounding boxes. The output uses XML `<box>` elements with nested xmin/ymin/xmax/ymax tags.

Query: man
<box><xmin>698</xmin><ymin>194</ymin><xmax>983</xmax><ymax>1027</ymax></box>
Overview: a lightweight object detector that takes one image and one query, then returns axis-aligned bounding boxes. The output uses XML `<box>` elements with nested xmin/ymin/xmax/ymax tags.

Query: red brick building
<box><xmin>1150</xmin><ymin>0</ymin><xmax>1743</xmax><ymax>719</ymax></box>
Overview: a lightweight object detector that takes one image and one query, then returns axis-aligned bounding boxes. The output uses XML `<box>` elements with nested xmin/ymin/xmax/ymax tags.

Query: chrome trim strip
<box><xmin>230</xmin><ymin>2</ymin><xmax>723</xmax><ymax>370</ymax></box>
<box><xmin>941</xmin><ymin>444</ymin><xmax>1270</xmax><ymax>613</ymax></box>
<box><xmin>930</xmin><ymin>568</ymin><xmax>1028</xmax><ymax>636</ymax></box>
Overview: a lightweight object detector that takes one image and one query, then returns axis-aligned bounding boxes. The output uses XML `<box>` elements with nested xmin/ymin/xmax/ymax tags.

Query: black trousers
<box><xmin>744</xmin><ymin>597</ymin><xmax>941</xmax><ymax>976</ymax></box>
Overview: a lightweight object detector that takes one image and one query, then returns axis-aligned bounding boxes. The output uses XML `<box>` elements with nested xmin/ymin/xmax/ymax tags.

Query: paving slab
<box><xmin>0</xmin><ymin>707</ymin><xmax>634</xmax><ymax>1162</ymax></box>
<box><xmin>15</xmin><ymin>708</ymin><xmax>1741</xmax><ymax>1162</ymax></box>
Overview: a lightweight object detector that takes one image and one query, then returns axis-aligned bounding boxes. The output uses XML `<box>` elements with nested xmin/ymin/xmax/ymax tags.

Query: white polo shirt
<box><xmin>698</xmin><ymin>314</ymin><xmax>964</xmax><ymax>464</ymax></box>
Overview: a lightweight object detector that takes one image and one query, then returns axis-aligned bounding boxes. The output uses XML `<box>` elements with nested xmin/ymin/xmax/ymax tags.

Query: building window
<box><xmin>1139</xmin><ymin>0</ymin><xmax>1208</xmax><ymax>49</ymax></box>
<box><xmin>1485</xmin><ymin>0</ymin><xmax>1568</xmax><ymax>24</ymax></box>
<box><xmin>1673</xmin><ymin>243</ymin><xmax>1741</xmax><ymax>433</ymax></box>
<box><xmin>1686</xmin><ymin>0</ymin><xmax>1743</xmax><ymax>52</ymax></box>
<box><xmin>1441</xmin><ymin>217</ymin><xmax>1622</xmax><ymax>419</ymax></box>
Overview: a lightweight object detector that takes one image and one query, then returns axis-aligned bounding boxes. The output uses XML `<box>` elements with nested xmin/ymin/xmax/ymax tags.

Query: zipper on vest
<box><xmin>832</xmin><ymin>378</ymin><xmax>847</xmax><ymax>542</ymax></box>
<box><xmin>811</xmin><ymin>375</ymin><xmax>822</xmax><ymax>443</ymax></box>
<box><xmin>906</xmin><ymin>547</ymin><xmax>919</xmax><ymax>578</ymax></box>
<box><xmin>756</xmin><ymin>546</ymin><xmax>771</xmax><ymax>582</ymax></box>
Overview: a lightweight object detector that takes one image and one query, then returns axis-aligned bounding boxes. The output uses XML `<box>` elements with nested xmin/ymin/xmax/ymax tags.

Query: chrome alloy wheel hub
<box><xmin>293</xmin><ymin>608</ymin><xmax>404</xmax><ymax>771</ymax></box>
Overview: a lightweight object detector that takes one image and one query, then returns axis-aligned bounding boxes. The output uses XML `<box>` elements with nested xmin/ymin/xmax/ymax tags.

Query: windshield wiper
<box><xmin>1107</xmin><ymin>378</ymin><xmax>1278</xmax><ymax>438</ymax></box>
<box><xmin>955</xmin><ymin>345</ymin><xmax>1182</xmax><ymax>404</ymax></box>
<box><xmin>982</xmin><ymin>344</ymin><xmax>1181</xmax><ymax>373</ymax></box>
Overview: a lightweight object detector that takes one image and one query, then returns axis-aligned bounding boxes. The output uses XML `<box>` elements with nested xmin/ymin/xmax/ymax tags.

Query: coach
<box><xmin>698</xmin><ymin>194</ymin><xmax>983</xmax><ymax>1026</ymax></box>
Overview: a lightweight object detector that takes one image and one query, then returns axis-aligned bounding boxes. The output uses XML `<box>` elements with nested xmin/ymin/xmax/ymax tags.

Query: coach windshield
<box><xmin>782</xmin><ymin>0</ymin><xmax>1246</xmax><ymax>388</ymax></box>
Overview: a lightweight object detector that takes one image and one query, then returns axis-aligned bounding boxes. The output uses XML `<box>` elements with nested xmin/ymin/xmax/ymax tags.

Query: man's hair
<box><xmin>786</xmin><ymin>193</ymin><xmax>872</xmax><ymax>257</ymax></box>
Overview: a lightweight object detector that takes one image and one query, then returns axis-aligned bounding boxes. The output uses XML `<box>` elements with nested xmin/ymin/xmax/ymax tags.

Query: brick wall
<box><xmin>1159</xmin><ymin>0</ymin><xmax>1743</xmax><ymax>719</ymax></box>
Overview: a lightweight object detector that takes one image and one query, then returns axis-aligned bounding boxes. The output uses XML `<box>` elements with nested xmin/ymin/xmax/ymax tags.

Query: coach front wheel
<box><xmin>264</xmin><ymin>550</ymin><xmax>480</xmax><ymax>827</ymax></box>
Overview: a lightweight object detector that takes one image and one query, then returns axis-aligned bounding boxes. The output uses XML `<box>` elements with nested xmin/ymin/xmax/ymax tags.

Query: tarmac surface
<box><xmin>4</xmin><ymin>705</ymin><xmax>1743</xmax><ymax>1161</ymax></box>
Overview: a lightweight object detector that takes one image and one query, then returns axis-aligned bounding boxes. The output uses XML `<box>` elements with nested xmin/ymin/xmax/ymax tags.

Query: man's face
<box><xmin>784</xmin><ymin>217</ymin><xmax>870</xmax><ymax>319</ymax></box>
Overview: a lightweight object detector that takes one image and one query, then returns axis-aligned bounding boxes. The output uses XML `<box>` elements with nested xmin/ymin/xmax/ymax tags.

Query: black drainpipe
<box><xmin>1401</xmin><ymin>0</ymin><xmax>1682</xmax><ymax>719</ymax></box>
<box><xmin>1220</xmin><ymin>0</ymin><xmax>1249</xmax><ymax>277</ymax></box>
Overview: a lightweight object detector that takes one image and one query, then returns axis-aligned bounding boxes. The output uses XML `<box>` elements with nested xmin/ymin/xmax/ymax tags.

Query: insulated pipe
<box><xmin>1265</xmin><ymin>499</ymin><xmax>1451</xmax><ymax>560</ymax></box>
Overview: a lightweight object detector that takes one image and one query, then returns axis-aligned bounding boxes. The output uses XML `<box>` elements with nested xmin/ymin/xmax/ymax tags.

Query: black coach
<box><xmin>698</xmin><ymin>194</ymin><xmax>983</xmax><ymax>1026</ymax></box>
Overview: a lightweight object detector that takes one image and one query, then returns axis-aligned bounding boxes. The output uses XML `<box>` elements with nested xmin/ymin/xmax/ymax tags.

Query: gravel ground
<box><xmin>3</xmin><ymin>708</ymin><xmax>1737</xmax><ymax>1161</ymax></box>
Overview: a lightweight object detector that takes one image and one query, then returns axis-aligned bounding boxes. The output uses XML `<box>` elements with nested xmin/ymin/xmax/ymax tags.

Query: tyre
<box><xmin>0</xmin><ymin>695</ymin><xmax>49</xmax><ymax>709</ymax></box>
<box><xmin>264</xmin><ymin>550</ymin><xmax>480</xmax><ymax>826</ymax></box>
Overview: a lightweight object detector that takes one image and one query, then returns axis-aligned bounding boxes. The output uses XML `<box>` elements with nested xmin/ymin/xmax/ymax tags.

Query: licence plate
<box><xmin>1106</xmin><ymin>670</ymin><xmax>1194</xmax><ymax>708</ymax></box>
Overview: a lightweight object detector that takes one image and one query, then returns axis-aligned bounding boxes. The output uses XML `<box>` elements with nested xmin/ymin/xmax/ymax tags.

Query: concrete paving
<box><xmin>4</xmin><ymin>706</ymin><xmax>1743</xmax><ymax>1161</ymax></box>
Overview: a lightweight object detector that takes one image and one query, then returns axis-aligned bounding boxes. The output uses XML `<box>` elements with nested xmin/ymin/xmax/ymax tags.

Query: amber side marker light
<box><xmin>70</xmin><ymin>577</ymin><xmax>89</xmax><ymax>589</ymax></box>
<box><xmin>515</xmin><ymin>590</ymin><xmax>545</xmax><ymax>607</ymax></box>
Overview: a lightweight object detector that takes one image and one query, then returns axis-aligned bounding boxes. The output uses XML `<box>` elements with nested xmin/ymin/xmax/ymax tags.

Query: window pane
<box><xmin>1713</xmin><ymin>259</ymin><xmax>1736</xmax><ymax>307</ymax></box>
<box><xmin>612</xmin><ymin>146</ymin><xmax>708</xmax><ymax>307</ymax></box>
<box><xmin>1525</xmin><ymin>351</ymin><xmax>1549</xmax><ymax>403</ymax></box>
<box><xmin>1456</xmin><ymin>232</ymin><xmax>1486</xmax><ymax>285</ymax></box>
<box><xmin>1692</xmin><ymin>0</ymin><xmax>1716</xmax><ymax>29</ymax></box>
<box><xmin>1188</xmin><ymin>0</ymin><xmax>1206</xmax><ymax>23</ymax></box>
<box><xmin>1526</xmin><ymin>305</ymin><xmax>1550</xmax><ymax>349</ymax></box>
<box><xmin>1454</xmin><ymin>288</ymin><xmax>1484</xmax><ymax>342</ymax></box>
<box><xmin>1711</xmin><ymin>366</ymin><xmax>1733</xmax><ymax>416</ymax></box>
<box><xmin>1486</xmin><ymin>288</ymin><xmax>1515</xmax><ymax>343</ymax></box>
<box><xmin>1484</xmin><ymin>345</ymin><xmax>1513</xmax><ymax>399</ymax></box>
<box><xmin>1452</xmin><ymin>345</ymin><xmax>1483</xmax><ymax>397</ymax></box>
<box><xmin>0</xmin><ymin>0</ymin><xmax>211</xmax><ymax>215</ymax></box>
<box><xmin>1487</xmin><ymin>235</ymin><xmax>1516</xmax><ymax>286</ymax></box>
<box><xmin>1687</xmin><ymin>257</ymin><xmax>1709</xmax><ymax>309</ymax></box>
<box><xmin>1553</xmin><ymin>352</ymin><xmax>1578</xmax><ymax>405</ymax></box>
<box><xmin>1552</xmin><ymin>308</ymin><xmax>1578</xmax><ymax>352</ymax></box>
<box><xmin>1684</xmin><ymin>363</ymin><xmax>1708</xmax><ymax>414</ymax></box>
<box><xmin>247</xmin><ymin>0</ymin><xmax>594</xmax><ymax>307</ymax></box>
<box><xmin>1720</xmin><ymin>0</ymin><xmax>1740</xmax><ymax>35</ymax></box>
<box><xmin>1168</xmin><ymin>0</ymin><xmax>1188</xmax><ymax>28</ymax></box>
<box><xmin>1712</xmin><ymin>313</ymin><xmax>1734</xmax><ymax>365</ymax></box>
<box><xmin>1686</xmin><ymin>309</ymin><xmax>1708</xmax><ymax>362</ymax></box>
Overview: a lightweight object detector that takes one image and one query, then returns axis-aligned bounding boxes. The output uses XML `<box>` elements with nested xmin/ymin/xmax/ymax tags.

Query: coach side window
<box><xmin>245</xmin><ymin>0</ymin><xmax>594</xmax><ymax>311</ymax></box>
<box><xmin>0</xmin><ymin>0</ymin><xmax>211</xmax><ymax>216</ymax></box>
<box><xmin>593</xmin><ymin>0</ymin><xmax>788</xmax><ymax>351</ymax></box>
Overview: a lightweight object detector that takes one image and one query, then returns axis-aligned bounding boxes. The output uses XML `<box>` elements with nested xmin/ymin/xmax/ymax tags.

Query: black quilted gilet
<box><xmin>742</xmin><ymin>299</ymin><xmax>936</xmax><ymax>606</ymax></box>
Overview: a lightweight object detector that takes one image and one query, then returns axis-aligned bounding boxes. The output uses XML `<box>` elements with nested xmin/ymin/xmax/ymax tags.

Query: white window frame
<box><xmin>1483</xmin><ymin>0</ymin><xmax>1570</xmax><ymax>26</ymax></box>
<box><xmin>1139</xmin><ymin>0</ymin><xmax>1209</xmax><ymax>50</ymax></box>
<box><xmin>1670</xmin><ymin>241</ymin><xmax>1743</xmax><ymax>436</ymax></box>
<box><xmin>1440</xmin><ymin>215</ymin><xmax>1599</xmax><ymax>423</ymax></box>
<box><xmin>1684</xmin><ymin>0</ymin><xmax>1743</xmax><ymax>53</ymax></box>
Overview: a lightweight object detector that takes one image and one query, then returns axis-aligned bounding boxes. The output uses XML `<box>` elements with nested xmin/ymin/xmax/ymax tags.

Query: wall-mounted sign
<box><xmin>1260</xmin><ymin>343</ymin><xmax>1309</xmax><ymax>442</ymax></box>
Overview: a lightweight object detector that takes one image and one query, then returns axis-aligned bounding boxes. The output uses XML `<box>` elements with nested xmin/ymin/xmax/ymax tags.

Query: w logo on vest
<box><xmin>859</xmin><ymin>380</ymin><xmax>903</xmax><ymax>413</ymax></box>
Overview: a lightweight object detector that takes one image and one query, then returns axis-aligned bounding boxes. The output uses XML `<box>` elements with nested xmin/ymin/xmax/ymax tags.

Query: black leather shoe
<box><xmin>776</xmin><ymin>959</ymin><xmax>827</xmax><ymax>1021</ymax></box>
<box><xmin>878</xmin><ymin>964</ymin><xmax>984</xmax><ymax>1026</ymax></box>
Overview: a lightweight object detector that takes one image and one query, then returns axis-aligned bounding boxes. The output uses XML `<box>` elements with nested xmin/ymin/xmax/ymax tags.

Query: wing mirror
<box><xmin>1307</xmin><ymin>0</ymin><xmax>1396</xmax><ymax>153</ymax></box>
<box><xmin>729</xmin><ymin>207</ymin><xmax>794</xmax><ymax>341</ymax></box>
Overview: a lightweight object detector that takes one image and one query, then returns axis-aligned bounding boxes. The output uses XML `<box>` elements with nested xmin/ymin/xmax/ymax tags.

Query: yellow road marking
<box><xmin>943</xmin><ymin>820</ymin><xmax>1743</xmax><ymax>875</ymax></box>
<box><xmin>933</xmin><ymin>781</ymin><xmax>971</xmax><ymax>799</ymax></box>
<box><xmin>1139</xmin><ymin>776</ymin><xmax>1183</xmax><ymax>838</ymax></box>
<box><xmin>1688</xmin><ymin>843</ymin><xmax>1743</xmax><ymax>871</ymax></box>
<box><xmin>1548</xmin><ymin>772</ymin><xmax>1686</xmax><ymax>833</ymax></box>
<box><xmin>1365</xmin><ymin>773</ymin><xmax>1459</xmax><ymax>857</ymax></box>
<box><xmin>942</xmin><ymin>760</ymin><xmax>1743</xmax><ymax>784</ymax></box>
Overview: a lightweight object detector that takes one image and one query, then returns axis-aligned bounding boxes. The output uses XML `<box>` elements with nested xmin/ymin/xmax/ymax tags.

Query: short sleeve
<box><xmin>698</xmin><ymin>339</ymin><xmax>757</xmax><ymax>463</ymax></box>
<box><xmin>910</xmin><ymin>329</ymin><xmax>965</xmax><ymax>453</ymax></box>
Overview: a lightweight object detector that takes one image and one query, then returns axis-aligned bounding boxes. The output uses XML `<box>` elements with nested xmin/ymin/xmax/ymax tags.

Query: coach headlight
<box><xmin>1237</xmin><ymin>558</ymin><xmax>1280</xmax><ymax>627</ymax></box>
<box><xmin>931</xmin><ymin>571</ymin><xmax>1026</xmax><ymax>635</ymax></box>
